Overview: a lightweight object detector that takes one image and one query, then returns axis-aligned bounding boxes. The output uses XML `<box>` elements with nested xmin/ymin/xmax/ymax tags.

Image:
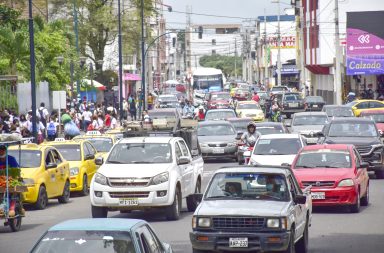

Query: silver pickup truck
<box><xmin>190</xmin><ymin>166</ymin><xmax>312</xmax><ymax>253</ymax></box>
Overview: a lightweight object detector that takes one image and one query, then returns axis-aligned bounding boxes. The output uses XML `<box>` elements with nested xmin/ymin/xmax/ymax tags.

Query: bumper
<box><xmin>190</xmin><ymin>231</ymin><xmax>290</xmax><ymax>252</ymax></box>
<box><xmin>282</xmin><ymin>108</ymin><xmax>305</xmax><ymax>114</ymax></box>
<box><xmin>70</xmin><ymin>174</ymin><xmax>84</xmax><ymax>192</ymax></box>
<box><xmin>22</xmin><ymin>185</ymin><xmax>39</xmax><ymax>203</ymax></box>
<box><xmin>310</xmin><ymin>187</ymin><xmax>358</xmax><ymax>206</ymax></box>
<box><xmin>90</xmin><ymin>182</ymin><xmax>172</xmax><ymax>210</ymax></box>
<box><xmin>201</xmin><ymin>146</ymin><xmax>237</xmax><ymax>158</ymax></box>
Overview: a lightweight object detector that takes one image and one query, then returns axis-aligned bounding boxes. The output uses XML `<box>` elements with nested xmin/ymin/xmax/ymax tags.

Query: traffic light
<box><xmin>172</xmin><ymin>37</ymin><xmax>176</xmax><ymax>47</ymax></box>
<box><xmin>198</xmin><ymin>26</ymin><xmax>203</xmax><ymax>39</ymax></box>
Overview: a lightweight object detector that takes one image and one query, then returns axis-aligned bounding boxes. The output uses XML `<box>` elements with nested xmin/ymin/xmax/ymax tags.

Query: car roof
<box><xmin>8</xmin><ymin>143</ymin><xmax>45</xmax><ymax>151</ymax></box>
<box><xmin>118</xmin><ymin>136</ymin><xmax>175</xmax><ymax>143</ymax></box>
<box><xmin>323</xmin><ymin>105</ymin><xmax>350</xmax><ymax>108</ymax></box>
<box><xmin>255</xmin><ymin>122</ymin><xmax>284</xmax><ymax>127</ymax></box>
<box><xmin>214</xmin><ymin>166</ymin><xmax>291</xmax><ymax>176</ymax></box>
<box><xmin>227</xmin><ymin>117</ymin><xmax>252</xmax><ymax>122</ymax></box>
<box><xmin>198</xmin><ymin>120</ymin><xmax>232</xmax><ymax>126</ymax></box>
<box><xmin>294</xmin><ymin>112</ymin><xmax>328</xmax><ymax>116</ymax></box>
<box><xmin>43</xmin><ymin>140</ymin><xmax>83</xmax><ymax>146</ymax></box>
<box><xmin>206</xmin><ymin>109</ymin><xmax>235</xmax><ymax>113</ymax></box>
<box><xmin>301</xmin><ymin>144</ymin><xmax>352</xmax><ymax>152</ymax></box>
<box><xmin>330</xmin><ymin>117</ymin><xmax>375</xmax><ymax>123</ymax></box>
<box><xmin>49</xmin><ymin>218</ymin><xmax>144</xmax><ymax>231</ymax></box>
<box><xmin>259</xmin><ymin>133</ymin><xmax>300</xmax><ymax>139</ymax></box>
<box><xmin>354</xmin><ymin>99</ymin><xmax>383</xmax><ymax>103</ymax></box>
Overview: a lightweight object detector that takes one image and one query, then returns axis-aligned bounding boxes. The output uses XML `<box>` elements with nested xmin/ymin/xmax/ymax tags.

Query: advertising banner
<box><xmin>346</xmin><ymin>11</ymin><xmax>384</xmax><ymax>75</ymax></box>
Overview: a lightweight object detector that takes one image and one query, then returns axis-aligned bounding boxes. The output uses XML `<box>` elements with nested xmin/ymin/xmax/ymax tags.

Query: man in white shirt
<box><xmin>82</xmin><ymin>107</ymin><xmax>92</xmax><ymax>131</ymax></box>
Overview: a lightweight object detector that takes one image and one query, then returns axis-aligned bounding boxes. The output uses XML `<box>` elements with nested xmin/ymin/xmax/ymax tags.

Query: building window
<box><xmin>212</xmin><ymin>39</ymin><xmax>216</xmax><ymax>45</ymax></box>
<box><xmin>212</xmin><ymin>50</ymin><xmax>216</xmax><ymax>55</ymax></box>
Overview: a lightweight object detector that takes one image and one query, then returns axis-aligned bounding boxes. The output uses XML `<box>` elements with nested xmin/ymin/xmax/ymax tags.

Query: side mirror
<box><xmin>46</xmin><ymin>163</ymin><xmax>57</xmax><ymax>169</ymax></box>
<box><xmin>85</xmin><ymin>154</ymin><xmax>95</xmax><ymax>160</ymax></box>
<box><xmin>236</xmin><ymin>132</ymin><xmax>242</xmax><ymax>140</ymax></box>
<box><xmin>162</xmin><ymin>243</ymin><xmax>173</xmax><ymax>253</ymax></box>
<box><xmin>177</xmin><ymin>156</ymin><xmax>191</xmax><ymax>165</ymax></box>
<box><xmin>95</xmin><ymin>157</ymin><xmax>104</xmax><ymax>165</ymax></box>
<box><xmin>358</xmin><ymin>162</ymin><xmax>369</xmax><ymax>169</ymax></box>
<box><xmin>281</xmin><ymin>163</ymin><xmax>291</xmax><ymax>167</ymax></box>
<box><xmin>294</xmin><ymin>194</ymin><xmax>307</xmax><ymax>205</ymax></box>
<box><xmin>243</xmin><ymin>151</ymin><xmax>251</xmax><ymax>157</ymax></box>
<box><xmin>191</xmin><ymin>149</ymin><xmax>199</xmax><ymax>157</ymax></box>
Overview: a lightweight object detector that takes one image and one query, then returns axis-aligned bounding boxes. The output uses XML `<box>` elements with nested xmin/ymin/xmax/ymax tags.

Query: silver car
<box><xmin>190</xmin><ymin>166</ymin><xmax>312</xmax><ymax>253</ymax></box>
<box><xmin>198</xmin><ymin>120</ymin><xmax>238</xmax><ymax>160</ymax></box>
<box><xmin>289</xmin><ymin>112</ymin><xmax>329</xmax><ymax>144</ymax></box>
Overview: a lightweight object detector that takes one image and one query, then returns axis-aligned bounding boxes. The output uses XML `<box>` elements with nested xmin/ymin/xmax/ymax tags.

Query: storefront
<box><xmin>122</xmin><ymin>73</ymin><xmax>141</xmax><ymax>99</ymax></box>
<box><xmin>273</xmin><ymin>64</ymin><xmax>300</xmax><ymax>89</ymax></box>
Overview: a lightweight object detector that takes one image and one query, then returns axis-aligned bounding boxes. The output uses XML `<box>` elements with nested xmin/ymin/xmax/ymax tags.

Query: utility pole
<box><xmin>298</xmin><ymin>1</ymin><xmax>307</xmax><ymax>97</ymax></box>
<box><xmin>28</xmin><ymin>0</ymin><xmax>37</xmax><ymax>142</ymax></box>
<box><xmin>276</xmin><ymin>0</ymin><xmax>282</xmax><ymax>86</ymax></box>
<box><xmin>118</xmin><ymin>0</ymin><xmax>123</xmax><ymax>120</ymax></box>
<box><xmin>334</xmin><ymin>0</ymin><xmax>342</xmax><ymax>105</ymax></box>
<box><xmin>141</xmin><ymin>0</ymin><xmax>146</xmax><ymax>110</ymax></box>
<box><xmin>73</xmin><ymin>0</ymin><xmax>80</xmax><ymax>96</ymax></box>
<box><xmin>235</xmin><ymin>38</ymin><xmax>237</xmax><ymax>79</ymax></box>
<box><xmin>264</xmin><ymin>10</ymin><xmax>268</xmax><ymax>88</ymax></box>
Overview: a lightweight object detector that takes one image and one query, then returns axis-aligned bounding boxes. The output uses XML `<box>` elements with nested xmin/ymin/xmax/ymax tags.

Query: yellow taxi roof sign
<box><xmin>86</xmin><ymin>131</ymin><xmax>102</xmax><ymax>136</ymax></box>
<box><xmin>54</xmin><ymin>138</ymin><xmax>66</xmax><ymax>142</ymax></box>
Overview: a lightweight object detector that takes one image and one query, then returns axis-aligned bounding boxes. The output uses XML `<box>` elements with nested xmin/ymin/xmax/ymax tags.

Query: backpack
<box><xmin>39</xmin><ymin>109</ymin><xmax>47</xmax><ymax>127</ymax></box>
<box><xmin>47</xmin><ymin>122</ymin><xmax>57</xmax><ymax>136</ymax></box>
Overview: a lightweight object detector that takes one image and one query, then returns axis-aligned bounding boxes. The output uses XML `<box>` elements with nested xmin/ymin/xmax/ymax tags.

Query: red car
<box><xmin>291</xmin><ymin>144</ymin><xmax>369</xmax><ymax>213</ymax></box>
<box><xmin>206</xmin><ymin>91</ymin><xmax>231</xmax><ymax>109</ymax></box>
<box><xmin>233</xmin><ymin>88</ymin><xmax>250</xmax><ymax>101</ymax></box>
<box><xmin>360</xmin><ymin>110</ymin><xmax>384</xmax><ymax>136</ymax></box>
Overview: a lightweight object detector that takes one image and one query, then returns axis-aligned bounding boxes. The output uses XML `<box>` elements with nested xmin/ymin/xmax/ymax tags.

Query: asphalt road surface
<box><xmin>1</xmin><ymin>160</ymin><xmax>384</xmax><ymax>253</ymax></box>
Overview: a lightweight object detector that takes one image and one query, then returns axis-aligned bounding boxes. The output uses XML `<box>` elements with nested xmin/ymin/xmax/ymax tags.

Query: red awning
<box><xmin>305</xmin><ymin>65</ymin><xmax>330</xmax><ymax>75</ymax></box>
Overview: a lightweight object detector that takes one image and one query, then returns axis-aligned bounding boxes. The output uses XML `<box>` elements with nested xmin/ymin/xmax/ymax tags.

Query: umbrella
<box><xmin>80</xmin><ymin>79</ymin><xmax>106</xmax><ymax>91</ymax></box>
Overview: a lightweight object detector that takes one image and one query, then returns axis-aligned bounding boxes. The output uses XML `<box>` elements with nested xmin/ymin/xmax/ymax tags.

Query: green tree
<box><xmin>199</xmin><ymin>54</ymin><xmax>242</xmax><ymax>77</ymax></box>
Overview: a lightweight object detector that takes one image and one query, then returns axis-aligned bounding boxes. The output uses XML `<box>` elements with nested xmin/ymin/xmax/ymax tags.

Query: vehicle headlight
<box><xmin>94</xmin><ymin>173</ymin><xmax>108</xmax><ymax>185</ymax></box>
<box><xmin>267</xmin><ymin>218</ymin><xmax>280</xmax><ymax>228</ymax></box>
<box><xmin>193</xmin><ymin>217</ymin><xmax>211</xmax><ymax>228</ymax></box>
<box><xmin>23</xmin><ymin>178</ymin><xmax>35</xmax><ymax>186</ymax></box>
<box><xmin>338</xmin><ymin>179</ymin><xmax>354</xmax><ymax>187</ymax></box>
<box><xmin>149</xmin><ymin>172</ymin><xmax>169</xmax><ymax>185</ymax></box>
<box><xmin>200</xmin><ymin>143</ymin><xmax>209</xmax><ymax>148</ymax></box>
<box><xmin>192</xmin><ymin>216</ymin><xmax>197</xmax><ymax>229</ymax></box>
<box><xmin>70</xmin><ymin>167</ymin><xmax>79</xmax><ymax>176</ymax></box>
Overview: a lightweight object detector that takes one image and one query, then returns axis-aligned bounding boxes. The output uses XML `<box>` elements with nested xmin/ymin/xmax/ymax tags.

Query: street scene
<box><xmin>1</xmin><ymin>0</ymin><xmax>384</xmax><ymax>253</ymax></box>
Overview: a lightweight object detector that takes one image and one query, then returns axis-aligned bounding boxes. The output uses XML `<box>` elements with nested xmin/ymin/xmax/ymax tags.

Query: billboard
<box><xmin>346</xmin><ymin>11</ymin><xmax>384</xmax><ymax>75</ymax></box>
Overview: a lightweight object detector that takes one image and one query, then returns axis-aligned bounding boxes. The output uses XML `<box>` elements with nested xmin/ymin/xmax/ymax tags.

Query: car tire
<box><xmin>58</xmin><ymin>181</ymin><xmax>70</xmax><ymax>204</ymax></box>
<box><xmin>166</xmin><ymin>186</ymin><xmax>181</xmax><ymax>221</ymax></box>
<box><xmin>375</xmin><ymin>170</ymin><xmax>384</xmax><ymax>179</ymax></box>
<box><xmin>80</xmin><ymin>174</ymin><xmax>89</xmax><ymax>196</ymax></box>
<box><xmin>283</xmin><ymin>228</ymin><xmax>295</xmax><ymax>253</ymax></box>
<box><xmin>361</xmin><ymin>185</ymin><xmax>369</xmax><ymax>206</ymax></box>
<box><xmin>9</xmin><ymin>201</ymin><xmax>22</xmax><ymax>232</ymax></box>
<box><xmin>350</xmin><ymin>190</ymin><xmax>360</xmax><ymax>213</ymax></box>
<box><xmin>295</xmin><ymin>219</ymin><xmax>309</xmax><ymax>253</ymax></box>
<box><xmin>91</xmin><ymin>205</ymin><xmax>108</xmax><ymax>218</ymax></box>
<box><xmin>187</xmin><ymin>179</ymin><xmax>201</xmax><ymax>212</ymax></box>
<box><xmin>34</xmin><ymin>185</ymin><xmax>48</xmax><ymax>210</ymax></box>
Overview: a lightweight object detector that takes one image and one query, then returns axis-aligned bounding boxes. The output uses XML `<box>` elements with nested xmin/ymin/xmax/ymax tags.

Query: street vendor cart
<box><xmin>0</xmin><ymin>136</ymin><xmax>28</xmax><ymax>232</ymax></box>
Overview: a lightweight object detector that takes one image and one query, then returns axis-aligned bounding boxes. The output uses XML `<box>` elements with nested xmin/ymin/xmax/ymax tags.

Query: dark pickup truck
<box><xmin>318</xmin><ymin>118</ymin><xmax>384</xmax><ymax>178</ymax></box>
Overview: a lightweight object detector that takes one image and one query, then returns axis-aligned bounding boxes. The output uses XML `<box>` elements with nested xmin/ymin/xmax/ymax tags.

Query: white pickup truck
<box><xmin>90</xmin><ymin>135</ymin><xmax>204</xmax><ymax>220</ymax></box>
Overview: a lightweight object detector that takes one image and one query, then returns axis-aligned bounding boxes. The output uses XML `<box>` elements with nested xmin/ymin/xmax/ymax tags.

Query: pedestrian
<box><xmin>46</xmin><ymin>116</ymin><xmax>59</xmax><ymax>141</ymax></box>
<box><xmin>147</xmin><ymin>93</ymin><xmax>154</xmax><ymax>110</ymax></box>
<box><xmin>35</xmin><ymin>118</ymin><xmax>45</xmax><ymax>144</ymax></box>
<box><xmin>82</xmin><ymin>107</ymin><xmax>93</xmax><ymax>131</ymax></box>
<box><xmin>129</xmin><ymin>95</ymin><xmax>137</xmax><ymax>121</ymax></box>
<box><xmin>89</xmin><ymin>115</ymin><xmax>100</xmax><ymax>131</ymax></box>
<box><xmin>252</xmin><ymin>92</ymin><xmax>260</xmax><ymax>103</ymax></box>
<box><xmin>105</xmin><ymin>111</ymin><xmax>111</xmax><ymax>128</ymax></box>
<box><xmin>110</xmin><ymin>112</ymin><xmax>118</xmax><ymax>129</ymax></box>
<box><xmin>37</xmin><ymin>102</ymin><xmax>49</xmax><ymax>128</ymax></box>
<box><xmin>122</xmin><ymin>99</ymin><xmax>128</xmax><ymax>120</ymax></box>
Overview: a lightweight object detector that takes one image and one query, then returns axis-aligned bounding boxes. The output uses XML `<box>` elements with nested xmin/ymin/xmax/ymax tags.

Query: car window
<box><xmin>353</xmin><ymin>148</ymin><xmax>362</xmax><ymax>166</ymax></box>
<box><xmin>52</xmin><ymin>150</ymin><xmax>63</xmax><ymax>164</ymax></box>
<box><xmin>356</xmin><ymin>102</ymin><xmax>369</xmax><ymax>109</ymax></box>
<box><xmin>83</xmin><ymin>143</ymin><xmax>91</xmax><ymax>157</ymax></box>
<box><xmin>85</xmin><ymin>142</ymin><xmax>96</xmax><ymax>155</ymax></box>
<box><xmin>178</xmin><ymin>140</ymin><xmax>190</xmax><ymax>157</ymax></box>
<box><xmin>288</xmin><ymin>175</ymin><xmax>302</xmax><ymax>196</ymax></box>
<box><xmin>254</xmin><ymin>138</ymin><xmax>302</xmax><ymax>155</ymax></box>
<box><xmin>139</xmin><ymin>225</ymin><xmax>163</xmax><ymax>253</ymax></box>
<box><xmin>369</xmin><ymin>101</ymin><xmax>384</xmax><ymax>108</ymax></box>
<box><xmin>45</xmin><ymin>151</ymin><xmax>55</xmax><ymax>166</ymax></box>
<box><xmin>175</xmin><ymin>143</ymin><xmax>183</xmax><ymax>159</ymax></box>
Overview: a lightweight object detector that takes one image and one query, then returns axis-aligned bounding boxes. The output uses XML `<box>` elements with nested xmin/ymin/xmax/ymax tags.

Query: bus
<box><xmin>192</xmin><ymin>68</ymin><xmax>225</xmax><ymax>92</ymax></box>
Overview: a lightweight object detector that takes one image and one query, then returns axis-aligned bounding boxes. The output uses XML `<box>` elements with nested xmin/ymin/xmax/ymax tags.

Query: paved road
<box><xmin>1</xmin><ymin>161</ymin><xmax>384</xmax><ymax>253</ymax></box>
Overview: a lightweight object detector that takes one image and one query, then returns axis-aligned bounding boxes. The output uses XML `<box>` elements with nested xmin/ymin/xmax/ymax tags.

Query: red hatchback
<box><xmin>291</xmin><ymin>144</ymin><xmax>369</xmax><ymax>213</ymax></box>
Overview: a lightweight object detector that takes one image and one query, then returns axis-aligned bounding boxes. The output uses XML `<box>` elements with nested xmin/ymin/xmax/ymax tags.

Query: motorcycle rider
<box><xmin>271</xmin><ymin>98</ymin><xmax>282</xmax><ymax>122</ymax></box>
<box><xmin>241</xmin><ymin>121</ymin><xmax>260</xmax><ymax>147</ymax></box>
<box><xmin>346</xmin><ymin>92</ymin><xmax>356</xmax><ymax>103</ymax></box>
<box><xmin>182</xmin><ymin>99</ymin><xmax>195</xmax><ymax>118</ymax></box>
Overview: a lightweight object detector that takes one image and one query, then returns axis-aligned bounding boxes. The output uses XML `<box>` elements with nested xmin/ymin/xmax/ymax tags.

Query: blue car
<box><xmin>30</xmin><ymin>218</ymin><xmax>173</xmax><ymax>253</ymax></box>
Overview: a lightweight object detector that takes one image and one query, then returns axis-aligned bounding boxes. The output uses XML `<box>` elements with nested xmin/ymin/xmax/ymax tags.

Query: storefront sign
<box><xmin>265</xmin><ymin>36</ymin><xmax>296</xmax><ymax>49</ymax></box>
<box><xmin>347</xmin><ymin>55</ymin><xmax>384</xmax><ymax>75</ymax></box>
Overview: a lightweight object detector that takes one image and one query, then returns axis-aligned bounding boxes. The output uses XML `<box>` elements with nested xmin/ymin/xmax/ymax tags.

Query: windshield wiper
<box><xmin>131</xmin><ymin>161</ymin><xmax>153</xmax><ymax>164</ymax></box>
<box><xmin>107</xmin><ymin>160</ymin><xmax>123</xmax><ymax>164</ymax></box>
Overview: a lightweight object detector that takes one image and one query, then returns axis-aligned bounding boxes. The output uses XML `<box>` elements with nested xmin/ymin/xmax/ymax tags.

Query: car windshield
<box><xmin>212</xmin><ymin>93</ymin><xmax>230</xmax><ymax>100</ymax></box>
<box><xmin>8</xmin><ymin>150</ymin><xmax>41</xmax><ymax>168</ymax></box>
<box><xmin>362</xmin><ymin>114</ymin><xmax>384</xmax><ymax>123</ymax></box>
<box><xmin>295</xmin><ymin>151</ymin><xmax>352</xmax><ymax>168</ymax></box>
<box><xmin>54</xmin><ymin>145</ymin><xmax>82</xmax><ymax>161</ymax></box>
<box><xmin>85</xmin><ymin>138</ymin><xmax>113</xmax><ymax>152</ymax></box>
<box><xmin>148</xmin><ymin>111</ymin><xmax>176</xmax><ymax>119</ymax></box>
<box><xmin>31</xmin><ymin>230</ymin><xmax>135</xmax><ymax>253</ymax></box>
<box><xmin>159</xmin><ymin>96</ymin><xmax>177</xmax><ymax>102</ymax></box>
<box><xmin>284</xmin><ymin>94</ymin><xmax>301</xmax><ymax>101</ymax></box>
<box><xmin>238</xmin><ymin>103</ymin><xmax>261</xmax><ymax>110</ymax></box>
<box><xmin>205</xmin><ymin>172</ymin><xmax>290</xmax><ymax>201</ymax></box>
<box><xmin>292</xmin><ymin>115</ymin><xmax>328</xmax><ymax>126</ymax></box>
<box><xmin>254</xmin><ymin>138</ymin><xmax>302</xmax><ymax>155</ymax></box>
<box><xmin>198</xmin><ymin>124</ymin><xmax>236</xmax><ymax>136</ymax></box>
<box><xmin>205</xmin><ymin>111</ymin><xmax>236</xmax><ymax>120</ymax></box>
<box><xmin>107</xmin><ymin>143</ymin><xmax>172</xmax><ymax>164</ymax></box>
<box><xmin>324</xmin><ymin>107</ymin><xmax>354</xmax><ymax>117</ymax></box>
<box><xmin>306</xmin><ymin>96</ymin><xmax>324</xmax><ymax>103</ymax></box>
<box><xmin>328</xmin><ymin>122</ymin><xmax>378</xmax><ymax>137</ymax></box>
<box><xmin>257</xmin><ymin>126</ymin><xmax>285</xmax><ymax>135</ymax></box>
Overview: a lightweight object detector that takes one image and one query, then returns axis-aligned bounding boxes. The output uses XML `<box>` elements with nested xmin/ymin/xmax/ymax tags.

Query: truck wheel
<box><xmin>91</xmin><ymin>205</ymin><xmax>108</xmax><ymax>218</ymax></box>
<box><xmin>361</xmin><ymin>185</ymin><xmax>369</xmax><ymax>206</ymax></box>
<box><xmin>187</xmin><ymin>180</ymin><xmax>201</xmax><ymax>212</ymax></box>
<box><xmin>166</xmin><ymin>187</ymin><xmax>181</xmax><ymax>220</ymax></box>
<box><xmin>375</xmin><ymin>170</ymin><xmax>384</xmax><ymax>179</ymax></box>
<box><xmin>34</xmin><ymin>186</ymin><xmax>48</xmax><ymax>210</ymax></box>
<box><xmin>350</xmin><ymin>190</ymin><xmax>360</xmax><ymax>213</ymax></box>
<box><xmin>295</xmin><ymin>219</ymin><xmax>309</xmax><ymax>253</ymax></box>
<box><xmin>80</xmin><ymin>174</ymin><xmax>89</xmax><ymax>196</ymax></box>
<box><xmin>58</xmin><ymin>181</ymin><xmax>70</xmax><ymax>203</ymax></box>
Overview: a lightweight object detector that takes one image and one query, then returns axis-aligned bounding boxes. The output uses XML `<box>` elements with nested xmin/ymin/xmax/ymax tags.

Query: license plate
<box><xmin>289</xmin><ymin>103</ymin><xmax>298</xmax><ymax>107</ymax></box>
<box><xmin>212</xmin><ymin>148</ymin><xmax>225</xmax><ymax>154</ymax></box>
<box><xmin>311</xmin><ymin>192</ymin><xmax>325</xmax><ymax>200</ymax></box>
<box><xmin>119</xmin><ymin>198</ymin><xmax>138</xmax><ymax>206</ymax></box>
<box><xmin>313</xmin><ymin>104</ymin><xmax>318</xmax><ymax>108</ymax></box>
<box><xmin>229</xmin><ymin>238</ymin><xmax>248</xmax><ymax>248</ymax></box>
<box><xmin>306</xmin><ymin>138</ymin><xmax>318</xmax><ymax>144</ymax></box>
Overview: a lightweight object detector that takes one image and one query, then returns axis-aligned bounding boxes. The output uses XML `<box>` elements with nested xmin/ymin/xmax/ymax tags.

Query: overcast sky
<box><xmin>163</xmin><ymin>0</ymin><xmax>382</xmax><ymax>29</ymax></box>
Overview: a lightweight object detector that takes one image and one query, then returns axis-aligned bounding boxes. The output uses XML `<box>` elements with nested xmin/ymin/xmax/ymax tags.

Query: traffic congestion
<box><xmin>1</xmin><ymin>78</ymin><xmax>384</xmax><ymax>252</ymax></box>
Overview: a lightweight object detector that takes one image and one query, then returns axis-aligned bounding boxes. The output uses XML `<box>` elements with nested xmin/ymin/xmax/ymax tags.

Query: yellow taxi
<box><xmin>235</xmin><ymin>100</ymin><xmax>265</xmax><ymax>121</ymax></box>
<box><xmin>73</xmin><ymin>131</ymin><xmax>118</xmax><ymax>160</ymax></box>
<box><xmin>8</xmin><ymin>143</ymin><xmax>70</xmax><ymax>210</ymax></box>
<box><xmin>347</xmin><ymin>99</ymin><xmax>384</xmax><ymax>116</ymax></box>
<box><xmin>105</xmin><ymin>128</ymin><xmax>124</xmax><ymax>141</ymax></box>
<box><xmin>42</xmin><ymin>138</ymin><xmax>99</xmax><ymax>196</ymax></box>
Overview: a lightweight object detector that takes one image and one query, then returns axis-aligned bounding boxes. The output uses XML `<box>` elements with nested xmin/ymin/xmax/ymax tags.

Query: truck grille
<box><xmin>356</xmin><ymin>145</ymin><xmax>372</xmax><ymax>155</ymax></box>
<box><xmin>108</xmin><ymin>178</ymin><xmax>150</xmax><ymax>188</ymax></box>
<box><xmin>302</xmin><ymin>181</ymin><xmax>335</xmax><ymax>187</ymax></box>
<box><xmin>212</xmin><ymin>217</ymin><xmax>265</xmax><ymax>231</ymax></box>
<box><xmin>208</xmin><ymin>143</ymin><xmax>227</xmax><ymax>147</ymax></box>
<box><xmin>109</xmin><ymin>192</ymin><xmax>150</xmax><ymax>198</ymax></box>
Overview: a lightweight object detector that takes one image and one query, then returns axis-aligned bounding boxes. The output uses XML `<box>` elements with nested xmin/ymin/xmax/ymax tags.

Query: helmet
<box><xmin>198</xmin><ymin>105</ymin><xmax>204</xmax><ymax>110</ymax></box>
<box><xmin>247</xmin><ymin>121</ymin><xmax>256</xmax><ymax>131</ymax></box>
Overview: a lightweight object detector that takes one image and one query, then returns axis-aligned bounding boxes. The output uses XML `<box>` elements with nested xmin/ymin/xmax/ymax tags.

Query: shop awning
<box><xmin>80</xmin><ymin>79</ymin><xmax>106</xmax><ymax>91</ymax></box>
<box><xmin>305</xmin><ymin>65</ymin><xmax>330</xmax><ymax>75</ymax></box>
<box><xmin>124</xmin><ymin>73</ymin><xmax>141</xmax><ymax>81</ymax></box>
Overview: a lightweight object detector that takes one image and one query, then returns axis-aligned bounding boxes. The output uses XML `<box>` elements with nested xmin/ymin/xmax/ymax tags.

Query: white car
<box><xmin>90</xmin><ymin>136</ymin><xmax>204</xmax><ymax>220</ymax></box>
<box><xmin>248</xmin><ymin>134</ymin><xmax>305</xmax><ymax>166</ymax></box>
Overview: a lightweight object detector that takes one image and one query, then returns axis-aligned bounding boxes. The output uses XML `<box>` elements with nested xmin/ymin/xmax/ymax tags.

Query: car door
<box><xmin>51</xmin><ymin>149</ymin><xmax>66</xmax><ymax>191</ymax></box>
<box><xmin>136</xmin><ymin>225</ymin><xmax>165</xmax><ymax>253</ymax></box>
<box><xmin>288</xmin><ymin>174</ymin><xmax>306</xmax><ymax>240</ymax></box>
<box><xmin>44</xmin><ymin>150</ymin><xmax>59</xmax><ymax>197</ymax></box>
<box><xmin>353</xmin><ymin>148</ymin><xmax>369</xmax><ymax>197</ymax></box>
<box><xmin>355</xmin><ymin>101</ymin><xmax>369</xmax><ymax>116</ymax></box>
<box><xmin>174</xmin><ymin>142</ymin><xmax>188</xmax><ymax>197</ymax></box>
<box><xmin>85</xmin><ymin>142</ymin><xmax>98</xmax><ymax>183</ymax></box>
<box><xmin>178</xmin><ymin>140</ymin><xmax>194</xmax><ymax>195</ymax></box>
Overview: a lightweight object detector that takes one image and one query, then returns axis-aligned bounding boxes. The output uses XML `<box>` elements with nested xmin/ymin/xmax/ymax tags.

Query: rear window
<box><xmin>295</xmin><ymin>150</ymin><xmax>351</xmax><ymax>168</ymax></box>
<box><xmin>284</xmin><ymin>94</ymin><xmax>302</xmax><ymax>101</ymax></box>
